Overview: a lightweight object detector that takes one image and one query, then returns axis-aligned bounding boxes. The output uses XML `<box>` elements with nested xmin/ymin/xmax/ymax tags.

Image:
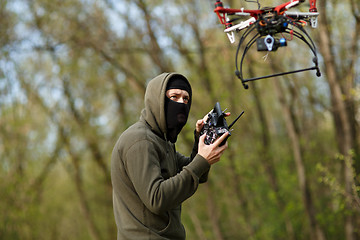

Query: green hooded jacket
<box><xmin>111</xmin><ymin>73</ymin><xmax>211</xmax><ymax>240</ymax></box>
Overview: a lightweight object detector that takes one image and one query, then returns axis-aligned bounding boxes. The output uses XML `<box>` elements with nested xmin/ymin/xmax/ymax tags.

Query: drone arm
<box><xmin>285</xmin><ymin>11</ymin><xmax>319</xmax><ymax>27</ymax></box>
<box><xmin>224</xmin><ymin>17</ymin><xmax>256</xmax><ymax>33</ymax></box>
<box><xmin>214</xmin><ymin>0</ymin><xmax>261</xmax><ymax>23</ymax></box>
<box><xmin>308</xmin><ymin>0</ymin><xmax>319</xmax><ymax>27</ymax></box>
<box><xmin>214</xmin><ymin>1</ymin><xmax>227</xmax><ymax>24</ymax></box>
<box><xmin>274</xmin><ymin>0</ymin><xmax>301</xmax><ymax>14</ymax></box>
<box><xmin>309</xmin><ymin>0</ymin><xmax>318</xmax><ymax>12</ymax></box>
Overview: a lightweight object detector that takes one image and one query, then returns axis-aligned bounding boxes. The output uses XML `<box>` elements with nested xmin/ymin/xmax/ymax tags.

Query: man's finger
<box><xmin>196</xmin><ymin>119</ymin><xmax>204</xmax><ymax>131</ymax></box>
<box><xmin>199</xmin><ymin>133</ymin><xmax>206</xmax><ymax>143</ymax></box>
<box><xmin>212</xmin><ymin>132</ymin><xmax>229</xmax><ymax>147</ymax></box>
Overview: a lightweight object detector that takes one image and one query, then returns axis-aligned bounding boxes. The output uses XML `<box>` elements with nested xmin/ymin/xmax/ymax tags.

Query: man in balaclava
<box><xmin>111</xmin><ymin>72</ymin><xmax>229</xmax><ymax>240</ymax></box>
<box><xmin>164</xmin><ymin>76</ymin><xmax>192</xmax><ymax>143</ymax></box>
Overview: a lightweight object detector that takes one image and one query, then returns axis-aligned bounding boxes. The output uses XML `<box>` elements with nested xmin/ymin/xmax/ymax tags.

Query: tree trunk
<box><xmin>60</xmin><ymin>127</ymin><xmax>102</xmax><ymax>240</ymax></box>
<box><xmin>251</xmin><ymin>82</ymin><xmax>296</xmax><ymax>240</ymax></box>
<box><xmin>188</xmin><ymin>206</ymin><xmax>208</xmax><ymax>240</ymax></box>
<box><xmin>317</xmin><ymin>1</ymin><xmax>356</xmax><ymax>239</ymax></box>
<box><xmin>274</xmin><ymin>80</ymin><xmax>326</xmax><ymax>240</ymax></box>
<box><xmin>205</xmin><ymin>182</ymin><xmax>225</xmax><ymax>240</ymax></box>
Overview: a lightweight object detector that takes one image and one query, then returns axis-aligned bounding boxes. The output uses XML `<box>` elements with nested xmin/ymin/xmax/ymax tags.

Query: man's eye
<box><xmin>170</xmin><ymin>96</ymin><xmax>177</xmax><ymax>100</ymax></box>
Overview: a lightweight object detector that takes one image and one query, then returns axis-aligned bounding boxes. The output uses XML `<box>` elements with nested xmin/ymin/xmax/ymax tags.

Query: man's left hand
<box><xmin>195</xmin><ymin>111</ymin><xmax>230</xmax><ymax>135</ymax></box>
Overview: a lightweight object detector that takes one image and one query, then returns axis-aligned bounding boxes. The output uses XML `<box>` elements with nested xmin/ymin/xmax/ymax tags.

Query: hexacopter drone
<box><xmin>214</xmin><ymin>0</ymin><xmax>321</xmax><ymax>89</ymax></box>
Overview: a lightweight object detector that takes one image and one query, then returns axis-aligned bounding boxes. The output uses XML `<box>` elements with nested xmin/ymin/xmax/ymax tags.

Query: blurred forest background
<box><xmin>0</xmin><ymin>0</ymin><xmax>359</xmax><ymax>239</ymax></box>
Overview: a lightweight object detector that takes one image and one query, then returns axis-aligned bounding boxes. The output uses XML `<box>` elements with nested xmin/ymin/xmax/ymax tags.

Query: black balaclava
<box><xmin>165</xmin><ymin>76</ymin><xmax>192</xmax><ymax>143</ymax></box>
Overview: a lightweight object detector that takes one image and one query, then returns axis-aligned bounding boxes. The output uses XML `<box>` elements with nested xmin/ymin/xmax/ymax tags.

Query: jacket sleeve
<box><xmin>124</xmin><ymin>139</ymin><xmax>210</xmax><ymax>215</ymax></box>
<box><xmin>176</xmin><ymin>130</ymin><xmax>210</xmax><ymax>183</ymax></box>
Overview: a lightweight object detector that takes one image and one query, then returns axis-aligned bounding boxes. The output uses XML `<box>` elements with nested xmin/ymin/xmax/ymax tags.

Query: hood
<box><xmin>140</xmin><ymin>72</ymin><xmax>192</xmax><ymax>139</ymax></box>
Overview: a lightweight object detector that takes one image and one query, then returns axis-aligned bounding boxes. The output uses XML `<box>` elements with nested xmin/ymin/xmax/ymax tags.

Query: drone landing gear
<box><xmin>236</xmin><ymin>59</ymin><xmax>321</xmax><ymax>89</ymax></box>
<box><xmin>235</xmin><ymin>17</ymin><xmax>321</xmax><ymax>89</ymax></box>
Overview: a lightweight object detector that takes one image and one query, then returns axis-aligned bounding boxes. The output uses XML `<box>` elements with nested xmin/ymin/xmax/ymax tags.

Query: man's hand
<box><xmin>195</xmin><ymin>111</ymin><xmax>231</xmax><ymax>135</ymax></box>
<box><xmin>198</xmin><ymin>132</ymin><xmax>229</xmax><ymax>165</ymax></box>
<box><xmin>195</xmin><ymin>112</ymin><xmax>210</xmax><ymax>134</ymax></box>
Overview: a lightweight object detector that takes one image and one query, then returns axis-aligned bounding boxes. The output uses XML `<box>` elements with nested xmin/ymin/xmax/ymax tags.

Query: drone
<box><xmin>214</xmin><ymin>0</ymin><xmax>321</xmax><ymax>89</ymax></box>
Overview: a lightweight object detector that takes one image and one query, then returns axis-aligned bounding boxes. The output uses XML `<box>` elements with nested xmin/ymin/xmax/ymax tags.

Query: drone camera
<box><xmin>257</xmin><ymin>35</ymin><xmax>287</xmax><ymax>51</ymax></box>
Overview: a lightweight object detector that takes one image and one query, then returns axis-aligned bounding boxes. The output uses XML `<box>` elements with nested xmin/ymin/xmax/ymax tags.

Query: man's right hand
<box><xmin>198</xmin><ymin>132</ymin><xmax>229</xmax><ymax>165</ymax></box>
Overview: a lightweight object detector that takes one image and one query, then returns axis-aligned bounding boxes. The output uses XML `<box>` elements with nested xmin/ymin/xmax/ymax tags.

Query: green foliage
<box><xmin>0</xmin><ymin>0</ymin><xmax>359</xmax><ymax>239</ymax></box>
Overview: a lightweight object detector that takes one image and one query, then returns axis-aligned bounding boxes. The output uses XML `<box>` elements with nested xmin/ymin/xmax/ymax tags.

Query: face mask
<box><xmin>165</xmin><ymin>97</ymin><xmax>190</xmax><ymax>143</ymax></box>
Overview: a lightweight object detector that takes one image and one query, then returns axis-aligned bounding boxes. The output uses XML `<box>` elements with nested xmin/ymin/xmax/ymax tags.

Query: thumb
<box><xmin>212</xmin><ymin>131</ymin><xmax>229</xmax><ymax>147</ymax></box>
<box><xmin>199</xmin><ymin>133</ymin><xmax>208</xmax><ymax>146</ymax></box>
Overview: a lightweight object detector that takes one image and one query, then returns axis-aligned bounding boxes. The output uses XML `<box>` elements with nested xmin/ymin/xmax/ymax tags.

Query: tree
<box><xmin>317</xmin><ymin>0</ymin><xmax>360</xmax><ymax>239</ymax></box>
<box><xmin>1</xmin><ymin>0</ymin><xmax>359</xmax><ymax>239</ymax></box>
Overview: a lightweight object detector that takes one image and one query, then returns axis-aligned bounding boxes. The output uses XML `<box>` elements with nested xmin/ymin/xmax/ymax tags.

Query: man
<box><xmin>111</xmin><ymin>72</ymin><xmax>229</xmax><ymax>239</ymax></box>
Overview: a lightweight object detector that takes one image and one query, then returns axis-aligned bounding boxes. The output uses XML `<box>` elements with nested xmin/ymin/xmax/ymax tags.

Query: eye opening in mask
<box><xmin>166</xmin><ymin>89</ymin><xmax>190</xmax><ymax>104</ymax></box>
